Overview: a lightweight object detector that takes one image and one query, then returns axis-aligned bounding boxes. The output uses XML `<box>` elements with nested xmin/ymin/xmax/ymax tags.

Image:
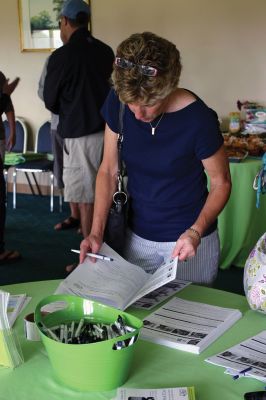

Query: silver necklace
<box><xmin>149</xmin><ymin>113</ymin><xmax>165</xmax><ymax>135</ymax></box>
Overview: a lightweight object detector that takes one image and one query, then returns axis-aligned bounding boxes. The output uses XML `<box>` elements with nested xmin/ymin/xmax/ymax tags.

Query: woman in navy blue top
<box><xmin>80</xmin><ymin>32</ymin><xmax>231</xmax><ymax>284</ymax></box>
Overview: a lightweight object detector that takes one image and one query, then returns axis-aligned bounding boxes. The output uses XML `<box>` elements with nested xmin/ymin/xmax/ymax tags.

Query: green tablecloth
<box><xmin>0</xmin><ymin>280</ymin><xmax>265</xmax><ymax>400</ymax></box>
<box><xmin>219</xmin><ymin>158</ymin><xmax>266</xmax><ymax>269</ymax></box>
<box><xmin>4</xmin><ymin>152</ymin><xmax>52</xmax><ymax>165</ymax></box>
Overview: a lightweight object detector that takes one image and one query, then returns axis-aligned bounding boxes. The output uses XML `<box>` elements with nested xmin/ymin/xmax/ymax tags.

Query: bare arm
<box><xmin>80</xmin><ymin>123</ymin><xmax>119</xmax><ymax>262</ymax></box>
<box><xmin>2</xmin><ymin>77</ymin><xmax>20</xmax><ymax>97</ymax></box>
<box><xmin>5</xmin><ymin>110</ymin><xmax>16</xmax><ymax>151</ymax></box>
<box><xmin>172</xmin><ymin>145</ymin><xmax>231</xmax><ymax>260</ymax></box>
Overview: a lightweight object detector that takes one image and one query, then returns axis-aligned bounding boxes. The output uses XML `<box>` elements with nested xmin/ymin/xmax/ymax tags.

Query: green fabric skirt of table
<box><xmin>218</xmin><ymin>158</ymin><xmax>266</xmax><ymax>269</ymax></box>
<box><xmin>0</xmin><ymin>280</ymin><xmax>265</xmax><ymax>400</ymax></box>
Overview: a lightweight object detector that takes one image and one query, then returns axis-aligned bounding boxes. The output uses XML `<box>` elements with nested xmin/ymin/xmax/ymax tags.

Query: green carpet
<box><xmin>2</xmin><ymin>193</ymin><xmax>81</xmax><ymax>285</ymax></box>
<box><xmin>1</xmin><ymin>193</ymin><xmax>245</xmax><ymax>295</ymax></box>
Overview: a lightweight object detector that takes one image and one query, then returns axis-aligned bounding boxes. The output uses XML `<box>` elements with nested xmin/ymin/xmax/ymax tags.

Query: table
<box><xmin>218</xmin><ymin>158</ymin><xmax>266</xmax><ymax>269</ymax></box>
<box><xmin>0</xmin><ymin>280</ymin><xmax>265</xmax><ymax>400</ymax></box>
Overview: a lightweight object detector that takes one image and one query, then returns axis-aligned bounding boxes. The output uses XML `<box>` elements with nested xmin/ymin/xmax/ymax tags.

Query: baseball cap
<box><xmin>60</xmin><ymin>0</ymin><xmax>90</xmax><ymax>19</ymax></box>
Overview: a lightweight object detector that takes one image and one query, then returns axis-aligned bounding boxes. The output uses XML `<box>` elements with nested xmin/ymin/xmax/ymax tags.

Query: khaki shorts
<box><xmin>63</xmin><ymin>132</ymin><xmax>103</xmax><ymax>203</ymax></box>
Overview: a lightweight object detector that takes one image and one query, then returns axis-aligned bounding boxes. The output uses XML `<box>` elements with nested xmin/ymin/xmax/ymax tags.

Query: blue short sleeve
<box><xmin>101</xmin><ymin>88</ymin><xmax>120</xmax><ymax>133</ymax></box>
<box><xmin>194</xmin><ymin>107</ymin><xmax>224</xmax><ymax>160</ymax></box>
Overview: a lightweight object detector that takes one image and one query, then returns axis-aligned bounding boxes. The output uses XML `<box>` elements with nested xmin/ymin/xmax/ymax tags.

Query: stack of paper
<box><xmin>141</xmin><ymin>297</ymin><xmax>242</xmax><ymax>354</ymax></box>
<box><xmin>7</xmin><ymin>294</ymin><xmax>31</xmax><ymax>327</ymax></box>
<box><xmin>114</xmin><ymin>386</ymin><xmax>196</xmax><ymax>400</ymax></box>
<box><xmin>0</xmin><ymin>290</ymin><xmax>24</xmax><ymax>368</ymax></box>
<box><xmin>205</xmin><ymin>330</ymin><xmax>266</xmax><ymax>382</ymax></box>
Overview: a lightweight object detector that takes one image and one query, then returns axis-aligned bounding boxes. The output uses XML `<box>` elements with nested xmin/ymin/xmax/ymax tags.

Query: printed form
<box><xmin>56</xmin><ymin>243</ymin><xmax>178</xmax><ymax>310</ymax></box>
<box><xmin>206</xmin><ymin>330</ymin><xmax>266</xmax><ymax>382</ymax></box>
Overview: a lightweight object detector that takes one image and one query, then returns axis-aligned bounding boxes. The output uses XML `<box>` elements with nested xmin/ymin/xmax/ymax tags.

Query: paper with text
<box><xmin>205</xmin><ymin>330</ymin><xmax>266</xmax><ymax>382</ymax></box>
<box><xmin>141</xmin><ymin>297</ymin><xmax>242</xmax><ymax>354</ymax></box>
<box><xmin>7</xmin><ymin>295</ymin><xmax>31</xmax><ymax>327</ymax></box>
<box><xmin>56</xmin><ymin>243</ymin><xmax>178</xmax><ymax>310</ymax></box>
<box><xmin>114</xmin><ymin>386</ymin><xmax>196</xmax><ymax>400</ymax></box>
<box><xmin>132</xmin><ymin>279</ymin><xmax>191</xmax><ymax>310</ymax></box>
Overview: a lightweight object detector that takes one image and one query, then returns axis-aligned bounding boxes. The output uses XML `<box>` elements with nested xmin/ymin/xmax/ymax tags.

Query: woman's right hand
<box><xmin>79</xmin><ymin>234</ymin><xmax>103</xmax><ymax>264</ymax></box>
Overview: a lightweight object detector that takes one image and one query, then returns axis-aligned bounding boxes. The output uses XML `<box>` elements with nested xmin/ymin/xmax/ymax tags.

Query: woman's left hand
<box><xmin>171</xmin><ymin>230</ymin><xmax>201</xmax><ymax>261</ymax></box>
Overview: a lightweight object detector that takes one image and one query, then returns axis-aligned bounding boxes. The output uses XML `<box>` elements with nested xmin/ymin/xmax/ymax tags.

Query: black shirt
<box><xmin>44</xmin><ymin>28</ymin><xmax>114</xmax><ymax>139</ymax></box>
<box><xmin>0</xmin><ymin>93</ymin><xmax>10</xmax><ymax>115</ymax></box>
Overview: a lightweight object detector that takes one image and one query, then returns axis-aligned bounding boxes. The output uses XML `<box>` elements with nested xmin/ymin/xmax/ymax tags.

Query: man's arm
<box><xmin>0</xmin><ymin>93</ymin><xmax>9</xmax><ymax>114</ymax></box>
<box><xmin>3</xmin><ymin>78</ymin><xmax>20</xmax><ymax>96</ymax></box>
<box><xmin>38</xmin><ymin>57</ymin><xmax>49</xmax><ymax>101</ymax></box>
<box><xmin>0</xmin><ymin>77</ymin><xmax>20</xmax><ymax>114</ymax></box>
<box><xmin>2</xmin><ymin>81</ymin><xmax>16</xmax><ymax>151</ymax></box>
<box><xmin>43</xmin><ymin>52</ymin><xmax>63</xmax><ymax>114</ymax></box>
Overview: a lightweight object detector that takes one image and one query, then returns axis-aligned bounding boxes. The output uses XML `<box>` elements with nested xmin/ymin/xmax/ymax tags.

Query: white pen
<box><xmin>71</xmin><ymin>249</ymin><xmax>114</xmax><ymax>261</ymax></box>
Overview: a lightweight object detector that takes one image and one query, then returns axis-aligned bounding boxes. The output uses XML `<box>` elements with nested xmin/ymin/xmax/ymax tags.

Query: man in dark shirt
<box><xmin>0</xmin><ymin>78</ymin><xmax>19</xmax><ymax>112</ymax></box>
<box><xmin>0</xmin><ymin>76</ymin><xmax>21</xmax><ymax>264</ymax></box>
<box><xmin>0</xmin><ymin>72</ymin><xmax>17</xmax><ymax>165</ymax></box>
<box><xmin>44</xmin><ymin>0</ymin><xmax>114</xmax><ymax>264</ymax></box>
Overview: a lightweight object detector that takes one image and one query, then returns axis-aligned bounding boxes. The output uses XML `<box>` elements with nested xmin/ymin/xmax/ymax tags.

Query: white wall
<box><xmin>1</xmin><ymin>0</ymin><xmax>266</xmax><ymax>139</ymax></box>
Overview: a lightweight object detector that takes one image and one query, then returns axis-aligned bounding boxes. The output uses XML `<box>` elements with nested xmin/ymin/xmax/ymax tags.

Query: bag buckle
<box><xmin>113</xmin><ymin>191</ymin><xmax>127</xmax><ymax>206</ymax></box>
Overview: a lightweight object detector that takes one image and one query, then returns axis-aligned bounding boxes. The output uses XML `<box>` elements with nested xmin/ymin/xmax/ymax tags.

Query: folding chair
<box><xmin>12</xmin><ymin>121</ymin><xmax>62</xmax><ymax>212</ymax></box>
<box><xmin>4</xmin><ymin>117</ymin><xmax>27</xmax><ymax>154</ymax></box>
<box><xmin>3</xmin><ymin>117</ymin><xmax>28</xmax><ymax>199</ymax></box>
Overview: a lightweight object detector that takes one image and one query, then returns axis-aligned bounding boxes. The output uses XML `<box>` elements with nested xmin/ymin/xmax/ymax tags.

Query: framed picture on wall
<box><xmin>18</xmin><ymin>0</ymin><xmax>91</xmax><ymax>52</ymax></box>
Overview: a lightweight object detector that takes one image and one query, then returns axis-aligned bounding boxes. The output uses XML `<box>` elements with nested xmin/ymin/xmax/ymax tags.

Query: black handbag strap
<box><xmin>113</xmin><ymin>102</ymin><xmax>127</xmax><ymax>206</ymax></box>
<box><xmin>117</xmin><ymin>102</ymin><xmax>125</xmax><ymax>180</ymax></box>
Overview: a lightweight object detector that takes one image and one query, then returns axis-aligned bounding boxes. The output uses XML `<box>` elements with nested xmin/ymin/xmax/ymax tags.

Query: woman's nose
<box><xmin>134</xmin><ymin>107</ymin><xmax>145</xmax><ymax>120</ymax></box>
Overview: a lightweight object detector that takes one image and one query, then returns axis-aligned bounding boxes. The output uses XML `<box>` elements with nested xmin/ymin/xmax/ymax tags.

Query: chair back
<box><xmin>35</xmin><ymin>121</ymin><xmax>52</xmax><ymax>154</ymax></box>
<box><xmin>4</xmin><ymin>117</ymin><xmax>28</xmax><ymax>153</ymax></box>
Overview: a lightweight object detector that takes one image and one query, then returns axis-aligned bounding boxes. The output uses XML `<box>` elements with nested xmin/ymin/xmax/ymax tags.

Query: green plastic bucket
<box><xmin>35</xmin><ymin>294</ymin><xmax>143</xmax><ymax>391</ymax></box>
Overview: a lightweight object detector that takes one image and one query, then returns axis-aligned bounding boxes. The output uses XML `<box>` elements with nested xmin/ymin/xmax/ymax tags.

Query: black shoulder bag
<box><xmin>104</xmin><ymin>103</ymin><xmax>128</xmax><ymax>255</ymax></box>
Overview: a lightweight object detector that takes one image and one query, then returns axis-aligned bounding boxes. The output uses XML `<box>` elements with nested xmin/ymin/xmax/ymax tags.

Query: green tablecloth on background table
<box><xmin>4</xmin><ymin>152</ymin><xmax>52</xmax><ymax>165</ymax></box>
<box><xmin>218</xmin><ymin>158</ymin><xmax>266</xmax><ymax>269</ymax></box>
<box><xmin>0</xmin><ymin>280</ymin><xmax>265</xmax><ymax>400</ymax></box>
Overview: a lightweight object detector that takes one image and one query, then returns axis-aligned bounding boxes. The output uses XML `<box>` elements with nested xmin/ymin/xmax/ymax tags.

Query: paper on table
<box><xmin>205</xmin><ymin>330</ymin><xmax>266</xmax><ymax>382</ymax></box>
<box><xmin>114</xmin><ymin>386</ymin><xmax>196</xmax><ymax>400</ymax></box>
<box><xmin>141</xmin><ymin>297</ymin><xmax>242</xmax><ymax>354</ymax></box>
<box><xmin>7</xmin><ymin>295</ymin><xmax>31</xmax><ymax>327</ymax></box>
<box><xmin>0</xmin><ymin>290</ymin><xmax>24</xmax><ymax>368</ymax></box>
<box><xmin>55</xmin><ymin>243</ymin><xmax>178</xmax><ymax>310</ymax></box>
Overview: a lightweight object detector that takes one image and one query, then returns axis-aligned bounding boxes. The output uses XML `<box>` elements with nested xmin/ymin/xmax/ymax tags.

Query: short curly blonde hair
<box><xmin>112</xmin><ymin>32</ymin><xmax>182</xmax><ymax>105</ymax></box>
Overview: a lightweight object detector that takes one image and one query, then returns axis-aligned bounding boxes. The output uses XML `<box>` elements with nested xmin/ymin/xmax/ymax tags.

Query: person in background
<box><xmin>43</xmin><ymin>0</ymin><xmax>114</xmax><ymax>271</ymax></box>
<box><xmin>0</xmin><ymin>76</ymin><xmax>21</xmax><ymax>264</ymax></box>
<box><xmin>0</xmin><ymin>79</ymin><xmax>19</xmax><ymax>111</ymax></box>
<box><xmin>0</xmin><ymin>71</ymin><xmax>17</xmax><ymax>165</ymax></box>
<box><xmin>80</xmin><ymin>32</ymin><xmax>232</xmax><ymax>285</ymax></box>
<box><xmin>38</xmin><ymin>57</ymin><xmax>81</xmax><ymax>232</ymax></box>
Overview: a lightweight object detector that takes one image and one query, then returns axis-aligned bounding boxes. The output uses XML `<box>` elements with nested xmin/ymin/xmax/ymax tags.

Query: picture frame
<box><xmin>18</xmin><ymin>0</ymin><xmax>91</xmax><ymax>52</ymax></box>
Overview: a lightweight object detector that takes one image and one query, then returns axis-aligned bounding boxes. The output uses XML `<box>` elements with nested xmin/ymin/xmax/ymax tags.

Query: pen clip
<box><xmin>232</xmin><ymin>366</ymin><xmax>252</xmax><ymax>380</ymax></box>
